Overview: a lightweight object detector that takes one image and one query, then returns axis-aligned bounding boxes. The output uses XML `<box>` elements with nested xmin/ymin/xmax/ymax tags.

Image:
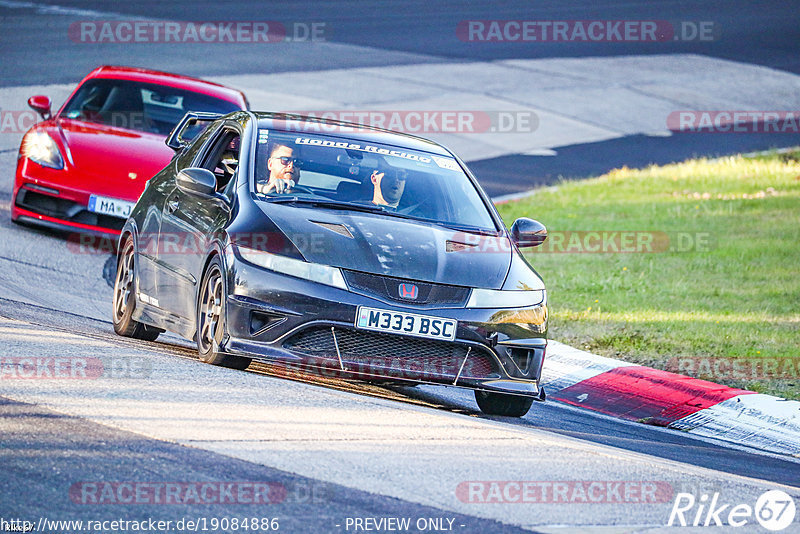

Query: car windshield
<box><xmin>61</xmin><ymin>78</ymin><xmax>240</xmax><ymax>136</ymax></box>
<box><xmin>252</xmin><ymin>130</ymin><xmax>498</xmax><ymax>232</ymax></box>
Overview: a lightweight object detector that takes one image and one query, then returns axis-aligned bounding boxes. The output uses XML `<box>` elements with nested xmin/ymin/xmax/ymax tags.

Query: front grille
<box><xmin>283</xmin><ymin>326</ymin><xmax>498</xmax><ymax>380</ymax></box>
<box><xmin>16</xmin><ymin>189</ymin><xmax>80</xmax><ymax>218</ymax></box>
<box><xmin>16</xmin><ymin>189</ymin><xmax>125</xmax><ymax>231</ymax></box>
<box><xmin>343</xmin><ymin>270</ymin><xmax>470</xmax><ymax>307</ymax></box>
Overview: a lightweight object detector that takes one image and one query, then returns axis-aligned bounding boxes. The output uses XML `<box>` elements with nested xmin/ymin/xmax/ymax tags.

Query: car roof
<box><xmin>252</xmin><ymin>112</ymin><xmax>453</xmax><ymax>156</ymax></box>
<box><xmin>84</xmin><ymin>66</ymin><xmax>248</xmax><ymax>108</ymax></box>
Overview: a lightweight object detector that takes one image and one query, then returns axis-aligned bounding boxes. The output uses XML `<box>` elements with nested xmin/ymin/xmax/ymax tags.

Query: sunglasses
<box><xmin>272</xmin><ymin>156</ymin><xmax>298</xmax><ymax>166</ymax></box>
<box><xmin>375</xmin><ymin>169</ymin><xmax>408</xmax><ymax>181</ymax></box>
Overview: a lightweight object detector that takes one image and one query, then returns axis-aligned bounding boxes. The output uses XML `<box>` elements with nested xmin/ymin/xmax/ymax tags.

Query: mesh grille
<box><xmin>343</xmin><ymin>270</ymin><xmax>470</xmax><ymax>307</ymax></box>
<box><xmin>283</xmin><ymin>327</ymin><xmax>497</xmax><ymax>380</ymax></box>
<box><xmin>16</xmin><ymin>189</ymin><xmax>125</xmax><ymax>231</ymax></box>
<box><xmin>285</xmin><ymin>327</ymin><xmax>337</xmax><ymax>357</ymax></box>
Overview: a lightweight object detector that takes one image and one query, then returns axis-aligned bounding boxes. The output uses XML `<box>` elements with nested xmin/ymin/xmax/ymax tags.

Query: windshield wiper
<box><xmin>264</xmin><ymin>197</ymin><xmax>390</xmax><ymax>214</ymax></box>
<box><xmin>423</xmin><ymin>221</ymin><xmax>500</xmax><ymax>237</ymax></box>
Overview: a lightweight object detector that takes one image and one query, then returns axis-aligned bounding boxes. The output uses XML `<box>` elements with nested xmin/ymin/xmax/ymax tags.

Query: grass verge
<box><xmin>495</xmin><ymin>149</ymin><xmax>800</xmax><ymax>399</ymax></box>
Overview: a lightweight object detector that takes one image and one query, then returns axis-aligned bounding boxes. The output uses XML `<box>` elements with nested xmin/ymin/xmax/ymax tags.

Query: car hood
<box><xmin>258</xmin><ymin>203</ymin><xmax>511</xmax><ymax>289</ymax></box>
<box><xmin>53</xmin><ymin>119</ymin><xmax>175</xmax><ymax>201</ymax></box>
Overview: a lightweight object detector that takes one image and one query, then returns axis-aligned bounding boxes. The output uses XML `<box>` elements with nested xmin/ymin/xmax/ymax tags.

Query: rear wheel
<box><xmin>112</xmin><ymin>237</ymin><xmax>162</xmax><ymax>341</ymax></box>
<box><xmin>475</xmin><ymin>390</ymin><xmax>533</xmax><ymax>417</ymax></box>
<box><xmin>196</xmin><ymin>257</ymin><xmax>251</xmax><ymax>370</ymax></box>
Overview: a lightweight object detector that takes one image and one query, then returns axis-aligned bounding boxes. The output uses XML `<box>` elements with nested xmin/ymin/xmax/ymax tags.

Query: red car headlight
<box><xmin>20</xmin><ymin>130</ymin><xmax>64</xmax><ymax>170</ymax></box>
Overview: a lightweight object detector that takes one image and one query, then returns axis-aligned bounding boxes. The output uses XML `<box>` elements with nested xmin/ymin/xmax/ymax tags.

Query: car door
<box><xmin>139</xmin><ymin>120</ymin><xmax>217</xmax><ymax>315</ymax></box>
<box><xmin>135</xmin><ymin>165</ymin><xmax>177</xmax><ymax>304</ymax></box>
<box><xmin>155</xmin><ymin>124</ymin><xmax>241</xmax><ymax>323</ymax></box>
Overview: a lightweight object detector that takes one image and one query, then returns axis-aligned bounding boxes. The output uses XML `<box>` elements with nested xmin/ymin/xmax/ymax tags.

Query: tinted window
<box><xmin>199</xmin><ymin>129</ymin><xmax>241</xmax><ymax>196</ymax></box>
<box><xmin>61</xmin><ymin>79</ymin><xmax>240</xmax><ymax>136</ymax></box>
<box><xmin>177</xmin><ymin>122</ymin><xmax>220</xmax><ymax>169</ymax></box>
<box><xmin>253</xmin><ymin>129</ymin><xmax>497</xmax><ymax>231</ymax></box>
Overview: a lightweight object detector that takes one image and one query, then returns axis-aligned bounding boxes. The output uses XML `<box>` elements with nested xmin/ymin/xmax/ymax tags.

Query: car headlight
<box><xmin>20</xmin><ymin>130</ymin><xmax>64</xmax><ymax>169</ymax></box>
<box><xmin>467</xmin><ymin>288</ymin><xmax>545</xmax><ymax>309</ymax></box>
<box><xmin>236</xmin><ymin>245</ymin><xmax>347</xmax><ymax>290</ymax></box>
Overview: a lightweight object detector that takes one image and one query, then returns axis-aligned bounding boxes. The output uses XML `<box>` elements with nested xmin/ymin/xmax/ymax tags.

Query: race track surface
<box><xmin>1</xmin><ymin>2</ymin><xmax>799</xmax><ymax>532</ymax></box>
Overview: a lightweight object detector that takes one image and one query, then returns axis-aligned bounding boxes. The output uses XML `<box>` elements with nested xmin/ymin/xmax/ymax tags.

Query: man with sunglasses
<box><xmin>370</xmin><ymin>166</ymin><xmax>408</xmax><ymax>209</ymax></box>
<box><xmin>257</xmin><ymin>143</ymin><xmax>300</xmax><ymax>194</ymax></box>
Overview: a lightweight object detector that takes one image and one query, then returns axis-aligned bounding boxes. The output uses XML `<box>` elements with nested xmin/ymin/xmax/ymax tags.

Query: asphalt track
<box><xmin>0</xmin><ymin>228</ymin><xmax>798</xmax><ymax>531</ymax></box>
<box><xmin>1</xmin><ymin>1</ymin><xmax>799</xmax><ymax>532</ymax></box>
<box><xmin>1</xmin><ymin>396</ymin><xmax>528</xmax><ymax>534</ymax></box>
<box><xmin>3</xmin><ymin>0</ymin><xmax>799</xmax><ymax>81</ymax></box>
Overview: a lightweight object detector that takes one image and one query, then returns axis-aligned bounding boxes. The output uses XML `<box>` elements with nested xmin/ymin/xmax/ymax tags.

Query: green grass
<box><xmin>495</xmin><ymin>150</ymin><xmax>800</xmax><ymax>399</ymax></box>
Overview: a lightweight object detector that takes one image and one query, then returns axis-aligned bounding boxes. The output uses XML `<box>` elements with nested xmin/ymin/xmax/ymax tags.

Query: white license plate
<box><xmin>88</xmin><ymin>195</ymin><xmax>136</xmax><ymax>219</ymax></box>
<box><xmin>355</xmin><ymin>306</ymin><xmax>456</xmax><ymax>341</ymax></box>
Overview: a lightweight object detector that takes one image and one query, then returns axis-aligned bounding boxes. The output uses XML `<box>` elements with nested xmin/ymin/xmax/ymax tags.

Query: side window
<box><xmin>198</xmin><ymin>128</ymin><xmax>241</xmax><ymax>197</ymax></box>
<box><xmin>176</xmin><ymin>122</ymin><xmax>219</xmax><ymax>170</ymax></box>
<box><xmin>176</xmin><ymin>116</ymin><xmax>216</xmax><ymax>147</ymax></box>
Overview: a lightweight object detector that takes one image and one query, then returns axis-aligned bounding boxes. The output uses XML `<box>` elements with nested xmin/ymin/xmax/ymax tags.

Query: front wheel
<box><xmin>196</xmin><ymin>257</ymin><xmax>251</xmax><ymax>370</ymax></box>
<box><xmin>475</xmin><ymin>390</ymin><xmax>534</xmax><ymax>417</ymax></box>
<box><xmin>112</xmin><ymin>237</ymin><xmax>162</xmax><ymax>341</ymax></box>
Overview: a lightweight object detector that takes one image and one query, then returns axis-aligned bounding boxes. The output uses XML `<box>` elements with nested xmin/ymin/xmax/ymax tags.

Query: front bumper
<box><xmin>221</xmin><ymin>247</ymin><xmax>548</xmax><ymax>398</ymax></box>
<box><xmin>13</xmin><ymin>161</ymin><xmax>128</xmax><ymax>235</ymax></box>
<box><xmin>13</xmin><ymin>188</ymin><xmax>125</xmax><ymax>235</ymax></box>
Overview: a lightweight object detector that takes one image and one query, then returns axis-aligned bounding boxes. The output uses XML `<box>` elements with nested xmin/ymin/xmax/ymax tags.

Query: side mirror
<box><xmin>28</xmin><ymin>95</ymin><xmax>52</xmax><ymax>120</ymax></box>
<box><xmin>177</xmin><ymin>167</ymin><xmax>217</xmax><ymax>197</ymax></box>
<box><xmin>510</xmin><ymin>218</ymin><xmax>547</xmax><ymax>248</ymax></box>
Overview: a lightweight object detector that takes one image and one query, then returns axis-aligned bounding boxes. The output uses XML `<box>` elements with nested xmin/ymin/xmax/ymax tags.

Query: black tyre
<box><xmin>112</xmin><ymin>237</ymin><xmax>162</xmax><ymax>341</ymax></box>
<box><xmin>475</xmin><ymin>390</ymin><xmax>534</xmax><ymax>417</ymax></box>
<box><xmin>196</xmin><ymin>257</ymin><xmax>251</xmax><ymax>370</ymax></box>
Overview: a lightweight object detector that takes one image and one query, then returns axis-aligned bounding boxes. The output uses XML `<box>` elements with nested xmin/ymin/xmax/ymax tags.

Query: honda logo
<box><xmin>398</xmin><ymin>283</ymin><xmax>418</xmax><ymax>300</ymax></box>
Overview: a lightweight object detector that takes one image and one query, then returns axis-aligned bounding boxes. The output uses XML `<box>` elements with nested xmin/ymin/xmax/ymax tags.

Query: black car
<box><xmin>113</xmin><ymin>111</ymin><xmax>549</xmax><ymax>417</ymax></box>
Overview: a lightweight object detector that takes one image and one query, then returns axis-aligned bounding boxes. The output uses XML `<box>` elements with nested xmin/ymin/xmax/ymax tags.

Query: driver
<box><xmin>370</xmin><ymin>166</ymin><xmax>407</xmax><ymax>208</ymax></box>
<box><xmin>257</xmin><ymin>142</ymin><xmax>300</xmax><ymax>194</ymax></box>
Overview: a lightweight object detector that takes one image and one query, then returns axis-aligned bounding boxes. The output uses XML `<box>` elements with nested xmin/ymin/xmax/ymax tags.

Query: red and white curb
<box><xmin>542</xmin><ymin>341</ymin><xmax>800</xmax><ymax>457</ymax></box>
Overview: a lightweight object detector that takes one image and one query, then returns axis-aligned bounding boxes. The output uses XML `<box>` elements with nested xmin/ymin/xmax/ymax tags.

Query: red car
<box><xmin>12</xmin><ymin>66</ymin><xmax>248</xmax><ymax>235</ymax></box>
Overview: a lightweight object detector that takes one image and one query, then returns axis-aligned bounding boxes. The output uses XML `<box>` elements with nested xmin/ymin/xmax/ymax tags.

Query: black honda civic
<box><xmin>113</xmin><ymin>111</ymin><xmax>549</xmax><ymax>417</ymax></box>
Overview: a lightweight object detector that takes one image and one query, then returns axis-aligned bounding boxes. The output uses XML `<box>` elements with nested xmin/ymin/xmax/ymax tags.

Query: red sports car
<box><xmin>12</xmin><ymin>66</ymin><xmax>248</xmax><ymax>235</ymax></box>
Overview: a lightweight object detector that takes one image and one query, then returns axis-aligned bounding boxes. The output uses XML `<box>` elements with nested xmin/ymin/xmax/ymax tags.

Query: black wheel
<box><xmin>475</xmin><ymin>390</ymin><xmax>534</xmax><ymax>417</ymax></box>
<box><xmin>196</xmin><ymin>257</ymin><xmax>251</xmax><ymax>370</ymax></box>
<box><xmin>112</xmin><ymin>237</ymin><xmax>162</xmax><ymax>341</ymax></box>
